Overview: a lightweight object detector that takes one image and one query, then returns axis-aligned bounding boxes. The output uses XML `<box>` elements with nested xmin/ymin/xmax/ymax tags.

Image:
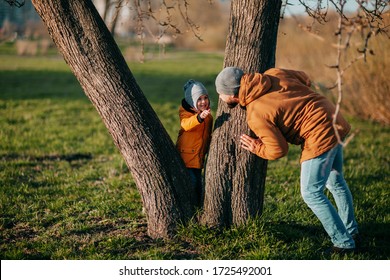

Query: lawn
<box><xmin>0</xmin><ymin>52</ymin><xmax>389</xmax><ymax>260</ymax></box>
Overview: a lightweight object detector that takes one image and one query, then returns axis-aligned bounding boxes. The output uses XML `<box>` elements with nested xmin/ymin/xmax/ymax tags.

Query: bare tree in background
<box><xmin>93</xmin><ymin>0</ymin><xmax>205</xmax><ymax>39</ymax></box>
<box><xmin>100</xmin><ymin>0</ymin><xmax>125</xmax><ymax>35</ymax></box>
<box><xmin>3</xmin><ymin>0</ymin><xmax>24</xmax><ymax>7</ymax></box>
<box><xmin>284</xmin><ymin>0</ymin><xmax>389</xmax><ymax>142</ymax></box>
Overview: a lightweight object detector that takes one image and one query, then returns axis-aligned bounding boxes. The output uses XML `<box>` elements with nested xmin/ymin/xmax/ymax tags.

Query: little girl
<box><xmin>176</xmin><ymin>80</ymin><xmax>213</xmax><ymax>207</ymax></box>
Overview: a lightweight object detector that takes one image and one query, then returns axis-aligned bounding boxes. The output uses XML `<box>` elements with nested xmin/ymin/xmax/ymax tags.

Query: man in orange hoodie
<box><xmin>215</xmin><ymin>67</ymin><xmax>359</xmax><ymax>254</ymax></box>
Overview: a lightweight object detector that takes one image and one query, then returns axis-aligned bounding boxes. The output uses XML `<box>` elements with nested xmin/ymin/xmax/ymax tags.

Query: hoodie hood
<box><xmin>238</xmin><ymin>73</ymin><xmax>272</xmax><ymax>107</ymax></box>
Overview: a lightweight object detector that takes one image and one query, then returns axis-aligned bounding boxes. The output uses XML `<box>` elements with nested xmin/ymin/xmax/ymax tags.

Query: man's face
<box><xmin>219</xmin><ymin>93</ymin><xmax>239</xmax><ymax>108</ymax></box>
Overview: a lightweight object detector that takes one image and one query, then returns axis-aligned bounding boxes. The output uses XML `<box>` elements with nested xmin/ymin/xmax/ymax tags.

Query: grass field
<box><xmin>0</xmin><ymin>52</ymin><xmax>389</xmax><ymax>260</ymax></box>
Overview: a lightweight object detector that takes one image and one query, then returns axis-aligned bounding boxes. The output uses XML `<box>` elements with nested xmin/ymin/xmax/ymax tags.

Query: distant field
<box><xmin>0</xmin><ymin>52</ymin><xmax>389</xmax><ymax>260</ymax></box>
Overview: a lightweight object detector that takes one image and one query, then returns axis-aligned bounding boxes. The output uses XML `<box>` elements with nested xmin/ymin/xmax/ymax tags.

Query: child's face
<box><xmin>197</xmin><ymin>95</ymin><xmax>210</xmax><ymax>111</ymax></box>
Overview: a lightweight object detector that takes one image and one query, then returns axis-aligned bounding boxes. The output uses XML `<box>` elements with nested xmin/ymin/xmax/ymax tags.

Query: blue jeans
<box><xmin>301</xmin><ymin>144</ymin><xmax>359</xmax><ymax>248</ymax></box>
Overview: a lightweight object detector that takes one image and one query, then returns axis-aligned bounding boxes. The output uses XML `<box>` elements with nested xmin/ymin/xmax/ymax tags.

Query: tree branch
<box><xmin>4</xmin><ymin>0</ymin><xmax>25</xmax><ymax>7</ymax></box>
<box><xmin>292</xmin><ymin>0</ymin><xmax>388</xmax><ymax>146</ymax></box>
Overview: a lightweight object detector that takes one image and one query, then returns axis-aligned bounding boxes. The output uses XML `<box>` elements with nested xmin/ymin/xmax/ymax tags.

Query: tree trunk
<box><xmin>31</xmin><ymin>0</ymin><xmax>197</xmax><ymax>239</ymax></box>
<box><xmin>202</xmin><ymin>0</ymin><xmax>282</xmax><ymax>227</ymax></box>
<box><xmin>109</xmin><ymin>1</ymin><xmax>122</xmax><ymax>36</ymax></box>
<box><xmin>101</xmin><ymin>0</ymin><xmax>121</xmax><ymax>36</ymax></box>
<box><xmin>103</xmin><ymin>0</ymin><xmax>111</xmax><ymax>22</ymax></box>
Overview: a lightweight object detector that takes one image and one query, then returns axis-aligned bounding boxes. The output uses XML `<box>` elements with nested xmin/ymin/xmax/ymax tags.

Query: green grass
<box><xmin>0</xmin><ymin>52</ymin><xmax>389</xmax><ymax>260</ymax></box>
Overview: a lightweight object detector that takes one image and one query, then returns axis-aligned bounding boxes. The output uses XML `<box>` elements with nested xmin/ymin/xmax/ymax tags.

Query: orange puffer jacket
<box><xmin>176</xmin><ymin>100</ymin><xmax>213</xmax><ymax>169</ymax></box>
<box><xmin>238</xmin><ymin>68</ymin><xmax>351</xmax><ymax>163</ymax></box>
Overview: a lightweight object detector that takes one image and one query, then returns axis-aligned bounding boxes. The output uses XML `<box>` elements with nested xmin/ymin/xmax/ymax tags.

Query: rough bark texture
<box><xmin>31</xmin><ymin>0</ymin><xmax>197</xmax><ymax>239</ymax></box>
<box><xmin>202</xmin><ymin>0</ymin><xmax>282</xmax><ymax>227</ymax></box>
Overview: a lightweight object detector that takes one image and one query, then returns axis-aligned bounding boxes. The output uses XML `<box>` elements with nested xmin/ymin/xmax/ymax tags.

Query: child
<box><xmin>176</xmin><ymin>80</ymin><xmax>213</xmax><ymax>207</ymax></box>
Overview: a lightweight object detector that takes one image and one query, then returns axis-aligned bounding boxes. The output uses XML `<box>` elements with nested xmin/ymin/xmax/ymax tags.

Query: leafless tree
<box><xmin>4</xmin><ymin>0</ymin><xmax>24</xmax><ymax>7</ymax></box>
<box><xmin>284</xmin><ymin>0</ymin><xmax>389</xmax><ymax>144</ymax></box>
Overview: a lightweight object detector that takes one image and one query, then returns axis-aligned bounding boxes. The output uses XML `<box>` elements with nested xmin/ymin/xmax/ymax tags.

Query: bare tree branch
<box><xmin>120</xmin><ymin>0</ymin><xmax>209</xmax><ymax>61</ymax></box>
<box><xmin>332</xmin><ymin>0</ymin><xmax>347</xmax><ymax>145</ymax></box>
<box><xmin>287</xmin><ymin>0</ymin><xmax>389</xmax><ymax>146</ymax></box>
<box><xmin>4</xmin><ymin>0</ymin><xmax>25</xmax><ymax>7</ymax></box>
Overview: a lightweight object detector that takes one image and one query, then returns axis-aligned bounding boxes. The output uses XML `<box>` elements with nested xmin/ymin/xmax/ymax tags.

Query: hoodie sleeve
<box><xmin>179</xmin><ymin>109</ymin><xmax>201</xmax><ymax>131</ymax></box>
<box><xmin>252</xmin><ymin>118</ymin><xmax>289</xmax><ymax>160</ymax></box>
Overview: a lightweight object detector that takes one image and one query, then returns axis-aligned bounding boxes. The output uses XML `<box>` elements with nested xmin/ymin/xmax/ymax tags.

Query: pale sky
<box><xmin>285</xmin><ymin>0</ymin><xmax>359</xmax><ymax>15</ymax></box>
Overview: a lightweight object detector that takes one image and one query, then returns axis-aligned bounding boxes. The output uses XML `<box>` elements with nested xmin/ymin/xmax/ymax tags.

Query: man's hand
<box><xmin>240</xmin><ymin>134</ymin><xmax>262</xmax><ymax>154</ymax></box>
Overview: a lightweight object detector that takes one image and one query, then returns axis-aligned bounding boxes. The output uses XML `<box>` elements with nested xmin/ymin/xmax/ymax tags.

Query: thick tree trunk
<box><xmin>202</xmin><ymin>0</ymin><xmax>282</xmax><ymax>227</ymax></box>
<box><xmin>31</xmin><ymin>0</ymin><xmax>197</xmax><ymax>239</ymax></box>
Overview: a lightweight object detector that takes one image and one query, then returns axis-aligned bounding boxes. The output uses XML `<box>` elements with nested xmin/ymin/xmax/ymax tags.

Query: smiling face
<box><xmin>196</xmin><ymin>94</ymin><xmax>210</xmax><ymax>111</ymax></box>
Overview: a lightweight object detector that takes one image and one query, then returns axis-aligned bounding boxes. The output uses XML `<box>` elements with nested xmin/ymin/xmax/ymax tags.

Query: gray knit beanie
<box><xmin>215</xmin><ymin>66</ymin><xmax>244</xmax><ymax>95</ymax></box>
<box><xmin>184</xmin><ymin>79</ymin><xmax>208</xmax><ymax>110</ymax></box>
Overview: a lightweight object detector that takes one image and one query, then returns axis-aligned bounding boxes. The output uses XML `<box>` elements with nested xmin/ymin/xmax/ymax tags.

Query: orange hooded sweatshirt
<box><xmin>238</xmin><ymin>68</ymin><xmax>350</xmax><ymax>163</ymax></box>
<box><xmin>176</xmin><ymin>100</ymin><xmax>213</xmax><ymax>169</ymax></box>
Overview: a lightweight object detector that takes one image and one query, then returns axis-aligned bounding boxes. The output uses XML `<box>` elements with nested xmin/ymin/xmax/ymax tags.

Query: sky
<box><xmin>285</xmin><ymin>0</ymin><xmax>359</xmax><ymax>15</ymax></box>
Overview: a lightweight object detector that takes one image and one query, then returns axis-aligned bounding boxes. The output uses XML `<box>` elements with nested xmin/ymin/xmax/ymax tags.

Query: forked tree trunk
<box><xmin>28</xmin><ymin>0</ymin><xmax>282</xmax><ymax>238</ymax></box>
<box><xmin>202</xmin><ymin>0</ymin><xmax>282</xmax><ymax>227</ymax></box>
<box><xmin>31</xmin><ymin>0</ymin><xmax>197</xmax><ymax>239</ymax></box>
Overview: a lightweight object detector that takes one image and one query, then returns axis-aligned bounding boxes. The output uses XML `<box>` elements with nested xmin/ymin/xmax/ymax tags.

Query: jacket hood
<box><xmin>238</xmin><ymin>73</ymin><xmax>272</xmax><ymax>107</ymax></box>
<box><xmin>182</xmin><ymin>98</ymin><xmax>197</xmax><ymax>113</ymax></box>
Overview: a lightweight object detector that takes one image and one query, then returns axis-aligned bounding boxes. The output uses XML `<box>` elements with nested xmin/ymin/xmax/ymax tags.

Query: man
<box><xmin>215</xmin><ymin>67</ymin><xmax>359</xmax><ymax>254</ymax></box>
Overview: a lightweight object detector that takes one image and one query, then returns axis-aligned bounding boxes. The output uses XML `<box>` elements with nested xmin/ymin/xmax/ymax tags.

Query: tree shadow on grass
<box><xmin>2</xmin><ymin>152</ymin><xmax>93</xmax><ymax>162</ymax></box>
<box><xmin>66</xmin><ymin>218</ymin><xmax>200</xmax><ymax>260</ymax></box>
<box><xmin>355</xmin><ymin>222</ymin><xmax>390</xmax><ymax>259</ymax></box>
<box><xmin>269</xmin><ymin>220</ymin><xmax>390</xmax><ymax>259</ymax></box>
<box><xmin>0</xmin><ymin>69</ymin><xmax>219</xmax><ymax>105</ymax></box>
<box><xmin>0</xmin><ymin>70</ymin><xmax>86</xmax><ymax>100</ymax></box>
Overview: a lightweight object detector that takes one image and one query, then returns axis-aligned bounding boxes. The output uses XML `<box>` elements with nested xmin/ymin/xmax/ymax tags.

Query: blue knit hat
<box><xmin>215</xmin><ymin>67</ymin><xmax>244</xmax><ymax>95</ymax></box>
<box><xmin>184</xmin><ymin>80</ymin><xmax>208</xmax><ymax>110</ymax></box>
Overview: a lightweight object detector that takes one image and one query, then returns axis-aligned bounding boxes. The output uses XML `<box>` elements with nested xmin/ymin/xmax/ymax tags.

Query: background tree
<box><xmin>100</xmin><ymin>0</ymin><xmax>124</xmax><ymax>35</ymax></box>
<box><xmin>283</xmin><ymin>0</ymin><xmax>389</xmax><ymax>137</ymax></box>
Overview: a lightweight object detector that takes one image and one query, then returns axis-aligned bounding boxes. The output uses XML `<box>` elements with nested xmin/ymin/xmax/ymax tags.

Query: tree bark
<box><xmin>202</xmin><ymin>0</ymin><xmax>282</xmax><ymax>227</ymax></box>
<box><xmin>31</xmin><ymin>0</ymin><xmax>197</xmax><ymax>239</ymax></box>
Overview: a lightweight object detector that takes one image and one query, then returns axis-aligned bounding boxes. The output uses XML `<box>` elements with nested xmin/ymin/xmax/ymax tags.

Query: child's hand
<box><xmin>199</xmin><ymin>109</ymin><xmax>211</xmax><ymax>119</ymax></box>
